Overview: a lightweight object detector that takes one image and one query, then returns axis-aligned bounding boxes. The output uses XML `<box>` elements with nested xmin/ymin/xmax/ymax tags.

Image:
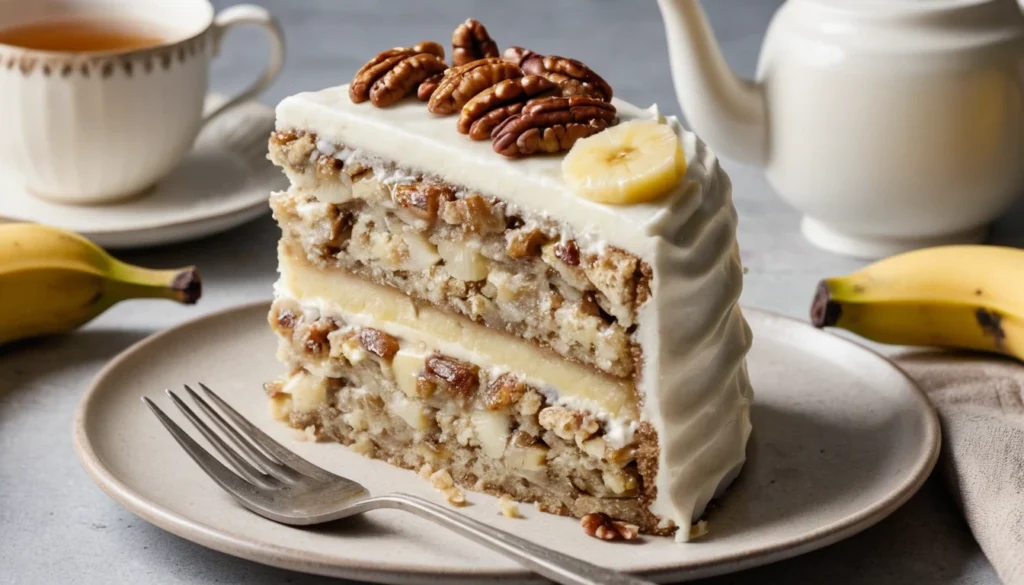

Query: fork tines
<box><xmin>143</xmin><ymin>384</ymin><xmax>342</xmax><ymax>496</ymax></box>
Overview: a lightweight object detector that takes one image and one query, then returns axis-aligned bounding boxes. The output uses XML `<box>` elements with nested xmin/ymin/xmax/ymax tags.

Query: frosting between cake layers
<box><xmin>274</xmin><ymin>86</ymin><xmax>753</xmax><ymax>540</ymax></box>
<box><xmin>277</xmin><ymin>246</ymin><xmax>638</xmax><ymax>428</ymax></box>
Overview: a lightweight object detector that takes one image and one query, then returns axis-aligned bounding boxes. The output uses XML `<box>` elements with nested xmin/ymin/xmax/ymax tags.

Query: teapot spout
<box><xmin>657</xmin><ymin>0</ymin><xmax>767</xmax><ymax>166</ymax></box>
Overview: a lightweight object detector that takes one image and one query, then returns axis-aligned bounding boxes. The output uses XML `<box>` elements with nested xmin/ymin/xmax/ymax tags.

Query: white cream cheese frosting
<box><xmin>274</xmin><ymin>86</ymin><xmax>753</xmax><ymax>540</ymax></box>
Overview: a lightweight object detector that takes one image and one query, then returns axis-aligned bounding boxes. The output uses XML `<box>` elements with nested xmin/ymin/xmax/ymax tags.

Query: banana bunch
<box><xmin>812</xmin><ymin>246</ymin><xmax>1024</xmax><ymax>359</ymax></box>
<box><xmin>0</xmin><ymin>223</ymin><xmax>201</xmax><ymax>345</ymax></box>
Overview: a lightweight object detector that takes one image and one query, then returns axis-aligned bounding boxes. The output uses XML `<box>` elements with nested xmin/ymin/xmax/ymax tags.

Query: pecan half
<box><xmin>424</xmin><ymin>354</ymin><xmax>480</xmax><ymax>398</ymax></box>
<box><xmin>417</xmin><ymin>72</ymin><xmax>445</xmax><ymax>101</ymax></box>
<box><xmin>428</xmin><ymin>58</ymin><xmax>523</xmax><ymax>115</ymax></box>
<box><xmin>350</xmin><ymin>42</ymin><xmax>447</xmax><ymax>107</ymax></box>
<box><xmin>502</xmin><ymin>46</ymin><xmax>539</xmax><ymax>68</ymax></box>
<box><xmin>452</xmin><ymin>19</ymin><xmax>499</xmax><ymax>67</ymax></box>
<box><xmin>491</xmin><ymin>96</ymin><xmax>617</xmax><ymax>158</ymax></box>
<box><xmin>458</xmin><ymin>75</ymin><xmax>556</xmax><ymax>139</ymax></box>
<box><xmin>580</xmin><ymin>513</ymin><xmax>640</xmax><ymax>541</ymax></box>
<box><xmin>413</xmin><ymin>41</ymin><xmax>446</xmax><ymax>60</ymax></box>
<box><xmin>522</xmin><ymin>54</ymin><xmax>613</xmax><ymax>101</ymax></box>
<box><xmin>369</xmin><ymin>53</ymin><xmax>448</xmax><ymax>107</ymax></box>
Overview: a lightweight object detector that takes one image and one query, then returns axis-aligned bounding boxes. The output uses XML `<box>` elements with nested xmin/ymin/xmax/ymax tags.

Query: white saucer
<box><xmin>73</xmin><ymin>304</ymin><xmax>940</xmax><ymax>584</ymax></box>
<box><xmin>0</xmin><ymin>95</ymin><xmax>285</xmax><ymax>249</ymax></box>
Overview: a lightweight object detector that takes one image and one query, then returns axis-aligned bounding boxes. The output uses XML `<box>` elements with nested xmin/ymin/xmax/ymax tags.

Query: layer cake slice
<box><xmin>265</xmin><ymin>28</ymin><xmax>752</xmax><ymax>541</ymax></box>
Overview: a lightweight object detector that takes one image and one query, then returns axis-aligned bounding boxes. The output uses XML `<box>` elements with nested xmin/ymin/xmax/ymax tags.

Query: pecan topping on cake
<box><xmin>503</xmin><ymin>47</ymin><xmax>612</xmax><ymax>101</ymax></box>
<box><xmin>458</xmin><ymin>75</ymin><xmax>556</xmax><ymax>140</ymax></box>
<box><xmin>523</xmin><ymin>54</ymin><xmax>612</xmax><ymax>102</ymax></box>
<box><xmin>350</xmin><ymin>42</ymin><xmax>447</xmax><ymax>107</ymax></box>
<box><xmin>452</xmin><ymin>19</ymin><xmax>500</xmax><ymax>67</ymax></box>
<box><xmin>428</xmin><ymin>58</ymin><xmax>523</xmax><ymax>115</ymax></box>
<box><xmin>491</xmin><ymin>96</ymin><xmax>616</xmax><ymax>158</ymax></box>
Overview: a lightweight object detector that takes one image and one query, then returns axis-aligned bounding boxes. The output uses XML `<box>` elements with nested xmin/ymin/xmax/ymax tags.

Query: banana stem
<box><xmin>106</xmin><ymin>264</ymin><xmax>202</xmax><ymax>305</ymax></box>
<box><xmin>810</xmin><ymin>280</ymin><xmax>842</xmax><ymax>328</ymax></box>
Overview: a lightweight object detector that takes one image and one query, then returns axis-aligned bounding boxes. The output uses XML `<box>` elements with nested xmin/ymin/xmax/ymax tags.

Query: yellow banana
<box><xmin>0</xmin><ymin>223</ymin><xmax>201</xmax><ymax>345</ymax></box>
<box><xmin>811</xmin><ymin>245</ymin><xmax>1024</xmax><ymax>359</ymax></box>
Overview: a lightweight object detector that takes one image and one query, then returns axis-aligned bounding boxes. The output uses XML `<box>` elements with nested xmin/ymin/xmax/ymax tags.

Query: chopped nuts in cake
<box><xmin>554</xmin><ymin>240</ymin><xmax>581</xmax><ymax>266</ymax></box>
<box><xmin>484</xmin><ymin>372</ymin><xmax>528</xmax><ymax>410</ymax></box>
<box><xmin>440</xmin><ymin>193</ymin><xmax>505</xmax><ymax>233</ymax></box>
<box><xmin>392</xmin><ymin>183</ymin><xmax>450</xmax><ymax>223</ymax></box>
<box><xmin>358</xmin><ymin>328</ymin><xmax>399</xmax><ymax>360</ymax></box>
<box><xmin>538</xmin><ymin>406</ymin><xmax>596</xmax><ymax>442</ymax></box>
<box><xmin>424</xmin><ymin>354</ymin><xmax>480</xmax><ymax>398</ymax></box>
<box><xmin>580</xmin><ymin>513</ymin><xmax>639</xmax><ymax>541</ymax></box>
<box><xmin>505</xmin><ymin>225</ymin><xmax>549</xmax><ymax>259</ymax></box>
<box><xmin>267</xmin><ymin>138</ymin><xmax>652</xmax><ymax>378</ymax></box>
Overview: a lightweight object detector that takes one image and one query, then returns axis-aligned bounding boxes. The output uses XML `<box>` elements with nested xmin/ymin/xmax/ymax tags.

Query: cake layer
<box><xmin>267</xmin><ymin>137</ymin><xmax>648</xmax><ymax>378</ymax></box>
<box><xmin>277</xmin><ymin>244</ymin><xmax>638</xmax><ymax>423</ymax></box>
<box><xmin>275</xmin><ymin>86</ymin><xmax>704</xmax><ymax>257</ymax></box>
<box><xmin>267</xmin><ymin>297</ymin><xmax>669</xmax><ymax>534</ymax></box>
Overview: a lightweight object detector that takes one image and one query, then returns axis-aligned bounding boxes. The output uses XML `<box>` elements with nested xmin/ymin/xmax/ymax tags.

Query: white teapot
<box><xmin>657</xmin><ymin>0</ymin><xmax>1024</xmax><ymax>258</ymax></box>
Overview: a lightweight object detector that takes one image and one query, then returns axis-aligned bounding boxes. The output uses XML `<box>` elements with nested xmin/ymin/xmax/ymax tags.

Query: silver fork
<box><xmin>143</xmin><ymin>384</ymin><xmax>657</xmax><ymax>585</ymax></box>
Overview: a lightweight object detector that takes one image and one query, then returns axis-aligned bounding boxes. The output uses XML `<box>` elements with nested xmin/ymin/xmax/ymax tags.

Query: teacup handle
<box><xmin>202</xmin><ymin>4</ymin><xmax>285</xmax><ymax>126</ymax></box>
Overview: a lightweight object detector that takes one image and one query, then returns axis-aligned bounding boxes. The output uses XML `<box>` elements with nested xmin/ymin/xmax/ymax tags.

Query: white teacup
<box><xmin>0</xmin><ymin>0</ymin><xmax>284</xmax><ymax>204</ymax></box>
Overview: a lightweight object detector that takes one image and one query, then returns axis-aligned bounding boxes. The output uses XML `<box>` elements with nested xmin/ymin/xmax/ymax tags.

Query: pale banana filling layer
<box><xmin>277</xmin><ymin>246</ymin><xmax>639</xmax><ymax>425</ymax></box>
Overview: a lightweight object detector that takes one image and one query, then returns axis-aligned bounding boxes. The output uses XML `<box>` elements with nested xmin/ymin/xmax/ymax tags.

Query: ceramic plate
<box><xmin>0</xmin><ymin>95</ymin><xmax>285</xmax><ymax>249</ymax></box>
<box><xmin>73</xmin><ymin>303</ymin><xmax>940</xmax><ymax>584</ymax></box>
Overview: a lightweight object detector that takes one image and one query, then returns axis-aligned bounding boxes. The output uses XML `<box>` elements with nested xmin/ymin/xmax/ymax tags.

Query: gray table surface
<box><xmin>1</xmin><ymin>1</ymin><xmax>1015</xmax><ymax>583</ymax></box>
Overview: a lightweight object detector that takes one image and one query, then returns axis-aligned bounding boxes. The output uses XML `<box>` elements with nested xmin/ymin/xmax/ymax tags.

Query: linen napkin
<box><xmin>894</xmin><ymin>352</ymin><xmax>1024</xmax><ymax>585</ymax></box>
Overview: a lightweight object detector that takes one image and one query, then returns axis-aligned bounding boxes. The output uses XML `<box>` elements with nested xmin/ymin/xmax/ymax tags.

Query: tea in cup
<box><xmin>0</xmin><ymin>0</ymin><xmax>284</xmax><ymax>204</ymax></box>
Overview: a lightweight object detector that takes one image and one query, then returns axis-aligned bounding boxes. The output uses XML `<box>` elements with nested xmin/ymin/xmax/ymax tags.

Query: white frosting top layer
<box><xmin>274</xmin><ymin>86</ymin><xmax>753</xmax><ymax>540</ymax></box>
<box><xmin>276</xmin><ymin>86</ymin><xmax>702</xmax><ymax>260</ymax></box>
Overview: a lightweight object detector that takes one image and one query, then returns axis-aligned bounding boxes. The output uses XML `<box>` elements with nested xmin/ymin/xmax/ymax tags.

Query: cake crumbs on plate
<box><xmin>292</xmin><ymin>425</ymin><xmax>318</xmax><ymax>442</ymax></box>
<box><xmin>428</xmin><ymin>468</ymin><xmax>467</xmax><ymax>507</ymax></box>
<box><xmin>497</xmin><ymin>496</ymin><xmax>522</xmax><ymax>518</ymax></box>
<box><xmin>690</xmin><ymin>520</ymin><xmax>709</xmax><ymax>540</ymax></box>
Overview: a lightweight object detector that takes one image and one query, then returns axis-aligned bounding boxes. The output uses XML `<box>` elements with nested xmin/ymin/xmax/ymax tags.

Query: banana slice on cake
<box><xmin>562</xmin><ymin>119</ymin><xmax>686</xmax><ymax>205</ymax></box>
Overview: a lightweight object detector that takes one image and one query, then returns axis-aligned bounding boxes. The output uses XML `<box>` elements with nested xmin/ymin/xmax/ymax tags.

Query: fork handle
<box><xmin>361</xmin><ymin>493</ymin><xmax>658</xmax><ymax>585</ymax></box>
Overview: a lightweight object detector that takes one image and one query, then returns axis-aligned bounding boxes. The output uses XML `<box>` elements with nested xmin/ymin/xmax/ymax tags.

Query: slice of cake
<box><xmin>265</xmin><ymin>20</ymin><xmax>752</xmax><ymax>541</ymax></box>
